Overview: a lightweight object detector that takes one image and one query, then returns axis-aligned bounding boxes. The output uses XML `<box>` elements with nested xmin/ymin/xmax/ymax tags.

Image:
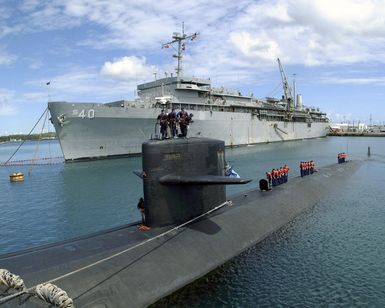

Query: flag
<box><xmin>225</xmin><ymin>165</ymin><xmax>240</xmax><ymax>178</ymax></box>
<box><xmin>162</xmin><ymin>44</ymin><xmax>170</xmax><ymax>49</ymax></box>
<box><xmin>191</xmin><ymin>33</ymin><xmax>197</xmax><ymax>40</ymax></box>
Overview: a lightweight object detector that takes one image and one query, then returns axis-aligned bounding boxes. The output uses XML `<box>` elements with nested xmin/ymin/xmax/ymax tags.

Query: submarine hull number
<box><xmin>76</xmin><ymin>109</ymin><xmax>95</xmax><ymax>119</ymax></box>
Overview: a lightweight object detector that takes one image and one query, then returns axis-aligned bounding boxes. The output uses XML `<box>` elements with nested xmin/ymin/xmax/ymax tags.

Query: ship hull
<box><xmin>48</xmin><ymin>102</ymin><xmax>328</xmax><ymax>161</ymax></box>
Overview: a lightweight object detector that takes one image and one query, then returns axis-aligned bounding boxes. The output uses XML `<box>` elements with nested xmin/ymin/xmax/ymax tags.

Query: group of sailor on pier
<box><xmin>157</xmin><ymin>107</ymin><xmax>194</xmax><ymax>139</ymax></box>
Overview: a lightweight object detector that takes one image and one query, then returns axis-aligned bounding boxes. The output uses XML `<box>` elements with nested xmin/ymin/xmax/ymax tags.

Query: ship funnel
<box><xmin>141</xmin><ymin>138</ymin><xmax>250</xmax><ymax>227</ymax></box>
<box><xmin>296</xmin><ymin>94</ymin><xmax>303</xmax><ymax>110</ymax></box>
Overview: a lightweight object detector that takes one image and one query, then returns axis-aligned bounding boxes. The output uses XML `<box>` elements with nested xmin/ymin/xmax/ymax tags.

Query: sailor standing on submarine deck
<box><xmin>177</xmin><ymin>108</ymin><xmax>189</xmax><ymax>137</ymax></box>
<box><xmin>137</xmin><ymin>197</ymin><xmax>145</xmax><ymax>225</ymax></box>
<box><xmin>157</xmin><ymin>110</ymin><xmax>168</xmax><ymax>139</ymax></box>
<box><xmin>168</xmin><ymin>108</ymin><xmax>178</xmax><ymax>138</ymax></box>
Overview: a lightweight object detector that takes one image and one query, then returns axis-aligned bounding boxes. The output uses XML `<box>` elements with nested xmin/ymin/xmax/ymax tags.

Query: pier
<box><xmin>328</xmin><ymin>131</ymin><xmax>385</xmax><ymax>137</ymax></box>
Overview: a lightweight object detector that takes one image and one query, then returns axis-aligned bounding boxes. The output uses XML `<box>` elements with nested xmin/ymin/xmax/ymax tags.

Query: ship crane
<box><xmin>277</xmin><ymin>58</ymin><xmax>293</xmax><ymax>111</ymax></box>
<box><xmin>161</xmin><ymin>22</ymin><xmax>198</xmax><ymax>79</ymax></box>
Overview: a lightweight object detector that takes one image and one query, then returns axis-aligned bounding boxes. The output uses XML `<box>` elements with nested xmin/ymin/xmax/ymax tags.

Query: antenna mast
<box><xmin>162</xmin><ymin>22</ymin><xmax>198</xmax><ymax>79</ymax></box>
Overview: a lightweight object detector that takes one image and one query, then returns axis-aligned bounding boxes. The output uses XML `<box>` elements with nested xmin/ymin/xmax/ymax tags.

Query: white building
<box><xmin>330</xmin><ymin>122</ymin><xmax>367</xmax><ymax>132</ymax></box>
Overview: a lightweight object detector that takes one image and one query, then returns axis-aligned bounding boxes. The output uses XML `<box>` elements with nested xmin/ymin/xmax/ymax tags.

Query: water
<box><xmin>1</xmin><ymin>137</ymin><xmax>385</xmax><ymax>306</ymax></box>
<box><xmin>1</xmin><ymin>140</ymin><xmax>143</xmax><ymax>253</ymax></box>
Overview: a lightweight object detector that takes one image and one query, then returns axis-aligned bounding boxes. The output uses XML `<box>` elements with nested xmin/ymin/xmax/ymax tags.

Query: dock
<box><xmin>328</xmin><ymin>131</ymin><xmax>385</xmax><ymax>137</ymax></box>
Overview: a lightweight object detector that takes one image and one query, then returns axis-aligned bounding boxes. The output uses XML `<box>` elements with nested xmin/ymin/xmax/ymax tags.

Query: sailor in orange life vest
<box><xmin>300</xmin><ymin>162</ymin><xmax>304</xmax><ymax>177</ymax></box>
<box><xmin>283</xmin><ymin>164</ymin><xmax>289</xmax><ymax>182</ymax></box>
<box><xmin>310</xmin><ymin>160</ymin><xmax>314</xmax><ymax>174</ymax></box>
<box><xmin>278</xmin><ymin>167</ymin><xmax>284</xmax><ymax>184</ymax></box>
<box><xmin>272</xmin><ymin>168</ymin><xmax>278</xmax><ymax>186</ymax></box>
<box><xmin>266</xmin><ymin>171</ymin><xmax>272</xmax><ymax>188</ymax></box>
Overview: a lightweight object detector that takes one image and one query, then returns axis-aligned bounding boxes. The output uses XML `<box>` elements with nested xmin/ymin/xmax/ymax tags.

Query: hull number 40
<box><xmin>74</xmin><ymin>109</ymin><xmax>95</xmax><ymax>119</ymax></box>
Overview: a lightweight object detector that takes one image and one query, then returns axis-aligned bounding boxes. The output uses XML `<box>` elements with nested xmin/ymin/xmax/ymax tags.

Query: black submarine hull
<box><xmin>1</xmin><ymin>160</ymin><xmax>361</xmax><ymax>307</ymax></box>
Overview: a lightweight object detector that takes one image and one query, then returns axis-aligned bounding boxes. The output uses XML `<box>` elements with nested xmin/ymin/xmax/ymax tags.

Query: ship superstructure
<box><xmin>48</xmin><ymin>28</ymin><xmax>328</xmax><ymax>161</ymax></box>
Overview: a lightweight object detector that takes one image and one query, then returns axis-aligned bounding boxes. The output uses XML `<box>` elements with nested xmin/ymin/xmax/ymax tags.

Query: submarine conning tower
<box><xmin>142</xmin><ymin>137</ymin><xmax>250</xmax><ymax>228</ymax></box>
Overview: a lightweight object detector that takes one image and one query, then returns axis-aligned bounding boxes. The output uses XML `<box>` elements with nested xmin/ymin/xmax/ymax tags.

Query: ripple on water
<box><xmin>153</xmin><ymin>160</ymin><xmax>385</xmax><ymax>307</ymax></box>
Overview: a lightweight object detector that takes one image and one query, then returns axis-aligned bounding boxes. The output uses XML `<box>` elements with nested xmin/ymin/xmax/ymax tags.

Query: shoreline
<box><xmin>328</xmin><ymin>132</ymin><xmax>385</xmax><ymax>137</ymax></box>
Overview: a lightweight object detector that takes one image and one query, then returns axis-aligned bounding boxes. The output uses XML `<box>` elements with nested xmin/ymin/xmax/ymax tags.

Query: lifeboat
<box><xmin>9</xmin><ymin>172</ymin><xmax>24</xmax><ymax>182</ymax></box>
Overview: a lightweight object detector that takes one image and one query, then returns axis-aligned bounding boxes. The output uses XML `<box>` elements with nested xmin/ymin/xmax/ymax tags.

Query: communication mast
<box><xmin>162</xmin><ymin>22</ymin><xmax>198</xmax><ymax>79</ymax></box>
<box><xmin>277</xmin><ymin>58</ymin><xmax>293</xmax><ymax>111</ymax></box>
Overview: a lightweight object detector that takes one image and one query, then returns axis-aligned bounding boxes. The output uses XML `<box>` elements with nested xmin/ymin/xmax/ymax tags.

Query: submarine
<box><xmin>0</xmin><ymin>138</ymin><xmax>361</xmax><ymax>307</ymax></box>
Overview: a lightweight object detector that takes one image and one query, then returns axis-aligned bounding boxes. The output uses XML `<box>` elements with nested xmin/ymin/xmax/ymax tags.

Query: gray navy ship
<box><xmin>48</xmin><ymin>29</ymin><xmax>329</xmax><ymax>161</ymax></box>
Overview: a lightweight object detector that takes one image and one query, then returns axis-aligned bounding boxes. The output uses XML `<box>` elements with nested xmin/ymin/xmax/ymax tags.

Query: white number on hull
<box><xmin>88</xmin><ymin>109</ymin><xmax>95</xmax><ymax>119</ymax></box>
<box><xmin>78</xmin><ymin>109</ymin><xmax>95</xmax><ymax>119</ymax></box>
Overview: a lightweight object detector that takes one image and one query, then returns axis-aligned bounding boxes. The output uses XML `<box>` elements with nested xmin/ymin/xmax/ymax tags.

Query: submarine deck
<box><xmin>0</xmin><ymin>161</ymin><xmax>362</xmax><ymax>307</ymax></box>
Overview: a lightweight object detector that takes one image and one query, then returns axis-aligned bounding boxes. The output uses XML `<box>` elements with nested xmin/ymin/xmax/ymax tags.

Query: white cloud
<box><xmin>25</xmin><ymin>66</ymin><xmax>146</xmax><ymax>102</ymax></box>
<box><xmin>229</xmin><ymin>32</ymin><xmax>281</xmax><ymax>61</ymax></box>
<box><xmin>0</xmin><ymin>50</ymin><xmax>16</xmax><ymax>65</ymax></box>
<box><xmin>0</xmin><ymin>89</ymin><xmax>16</xmax><ymax>116</ymax></box>
<box><xmin>223</xmin><ymin>0</ymin><xmax>385</xmax><ymax>67</ymax></box>
<box><xmin>321</xmin><ymin>76</ymin><xmax>385</xmax><ymax>85</ymax></box>
<box><xmin>101</xmin><ymin>56</ymin><xmax>155</xmax><ymax>81</ymax></box>
<box><xmin>3</xmin><ymin>0</ymin><xmax>385</xmax><ymax>68</ymax></box>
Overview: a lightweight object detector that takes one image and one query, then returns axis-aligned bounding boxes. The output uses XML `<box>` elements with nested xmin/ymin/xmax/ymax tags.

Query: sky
<box><xmin>1</xmin><ymin>0</ymin><xmax>385</xmax><ymax>135</ymax></box>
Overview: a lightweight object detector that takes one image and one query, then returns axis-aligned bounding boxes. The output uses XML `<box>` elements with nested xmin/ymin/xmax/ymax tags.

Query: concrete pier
<box><xmin>0</xmin><ymin>161</ymin><xmax>361</xmax><ymax>307</ymax></box>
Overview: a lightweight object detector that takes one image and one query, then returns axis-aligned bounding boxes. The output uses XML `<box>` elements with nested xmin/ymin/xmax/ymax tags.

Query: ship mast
<box><xmin>162</xmin><ymin>23</ymin><xmax>198</xmax><ymax>79</ymax></box>
<box><xmin>277</xmin><ymin>58</ymin><xmax>293</xmax><ymax>111</ymax></box>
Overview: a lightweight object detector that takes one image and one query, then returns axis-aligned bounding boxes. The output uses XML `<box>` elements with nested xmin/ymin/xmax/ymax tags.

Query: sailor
<box><xmin>278</xmin><ymin>167</ymin><xmax>283</xmax><ymax>185</ymax></box>
<box><xmin>272</xmin><ymin>168</ymin><xmax>278</xmax><ymax>186</ymax></box>
<box><xmin>310</xmin><ymin>160</ymin><xmax>314</xmax><ymax>174</ymax></box>
<box><xmin>300</xmin><ymin>162</ymin><xmax>304</xmax><ymax>177</ymax></box>
<box><xmin>157</xmin><ymin>110</ymin><xmax>169</xmax><ymax>139</ymax></box>
<box><xmin>137</xmin><ymin>197</ymin><xmax>145</xmax><ymax>225</ymax></box>
<box><xmin>168</xmin><ymin>108</ymin><xmax>178</xmax><ymax>138</ymax></box>
<box><xmin>266</xmin><ymin>171</ymin><xmax>272</xmax><ymax>188</ymax></box>
<box><xmin>185</xmin><ymin>113</ymin><xmax>194</xmax><ymax>136</ymax></box>
<box><xmin>342</xmin><ymin>152</ymin><xmax>346</xmax><ymax>163</ymax></box>
<box><xmin>177</xmin><ymin>107</ymin><xmax>189</xmax><ymax>137</ymax></box>
<box><xmin>338</xmin><ymin>152</ymin><xmax>346</xmax><ymax>164</ymax></box>
<box><xmin>276</xmin><ymin>168</ymin><xmax>280</xmax><ymax>185</ymax></box>
<box><xmin>284</xmin><ymin>164</ymin><xmax>289</xmax><ymax>182</ymax></box>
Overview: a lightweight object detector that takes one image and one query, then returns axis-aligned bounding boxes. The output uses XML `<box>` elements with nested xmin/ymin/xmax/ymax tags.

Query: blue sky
<box><xmin>1</xmin><ymin>0</ymin><xmax>385</xmax><ymax>135</ymax></box>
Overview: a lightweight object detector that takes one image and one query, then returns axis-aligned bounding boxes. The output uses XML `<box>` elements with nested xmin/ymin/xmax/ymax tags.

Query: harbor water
<box><xmin>1</xmin><ymin>137</ymin><xmax>385</xmax><ymax>306</ymax></box>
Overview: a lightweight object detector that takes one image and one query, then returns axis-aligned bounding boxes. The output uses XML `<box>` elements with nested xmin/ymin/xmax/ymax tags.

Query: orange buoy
<box><xmin>9</xmin><ymin>172</ymin><xmax>24</xmax><ymax>182</ymax></box>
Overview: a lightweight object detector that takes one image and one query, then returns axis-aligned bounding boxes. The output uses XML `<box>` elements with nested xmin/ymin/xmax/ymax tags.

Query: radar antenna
<box><xmin>277</xmin><ymin>58</ymin><xmax>293</xmax><ymax>111</ymax></box>
<box><xmin>162</xmin><ymin>22</ymin><xmax>198</xmax><ymax>79</ymax></box>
